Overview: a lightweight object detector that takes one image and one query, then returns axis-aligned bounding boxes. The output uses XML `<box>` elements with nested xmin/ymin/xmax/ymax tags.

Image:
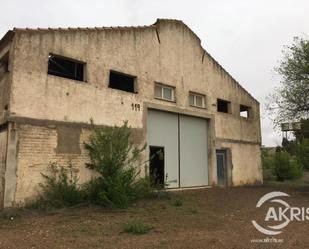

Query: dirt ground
<box><xmin>0</xmin><ymin>185</ymin><xmax>309</xmax><ymax>249</ymax></box>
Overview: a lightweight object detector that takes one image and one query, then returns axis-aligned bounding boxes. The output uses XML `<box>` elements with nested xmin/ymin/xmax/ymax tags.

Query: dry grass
<box><xmin>0</xmin><ymin>185</ymin><xmax>309</xmax><ymax>248</ymax></box>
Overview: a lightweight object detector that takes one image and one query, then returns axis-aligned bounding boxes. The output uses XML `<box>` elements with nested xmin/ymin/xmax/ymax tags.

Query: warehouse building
<box><xmin>0</xmin><ymin>19</ymin><xmax>262</xmax><ymax>208</ymax></box>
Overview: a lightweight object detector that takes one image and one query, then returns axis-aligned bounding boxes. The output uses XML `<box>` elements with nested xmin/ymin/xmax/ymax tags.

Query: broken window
<box><xmin>48</xmin><ymin>54</ymin><xmax>85</xmax><ymax>81</ymax></box>
<box><xmin>240</xmin><ymin>105</ymin><xmax>251</xmax><ymax>118</ymax></box>
<box><xmin>189</xmin><ymin>92</ymin><xmax>206</xmax><ymax>108</ymax></box>
<box><xmin>217</xmin><ymin>99</ymin><xmax>231</xmax><ymax>113</ymax></box>
<box><xmin>109</xmin><ymin>70</ymin><xmax>136</xmax><ymax>93</ymax></box>
<box><xmin>154</xmin><ymin>83</ymin><xmax>175</xmax><ymax>102</ymax></box>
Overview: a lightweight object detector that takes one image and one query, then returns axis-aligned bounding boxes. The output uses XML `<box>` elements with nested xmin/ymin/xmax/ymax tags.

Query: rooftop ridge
<box><xmin>13</xmin><ymin>24</ymin><xmax>156</xmax><ymax>32</ymax></box>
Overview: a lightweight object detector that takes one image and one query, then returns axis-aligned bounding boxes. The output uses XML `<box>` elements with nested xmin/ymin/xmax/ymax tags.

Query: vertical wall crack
<box><xmin>155</xmin><ymin>28</ymin><xmax>161</xmax><ymax>44</ymax></box>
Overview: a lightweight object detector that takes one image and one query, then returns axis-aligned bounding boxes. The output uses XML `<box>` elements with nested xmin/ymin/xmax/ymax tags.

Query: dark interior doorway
<box><xmin>216</xmin><ymin>149</ymin><xmax>227</xmax><ymax>186</ymax></box>
<box><xmin>149</xmin><ymin>146</ymin><xmax>165</xmax><ymax>188</ymax></box>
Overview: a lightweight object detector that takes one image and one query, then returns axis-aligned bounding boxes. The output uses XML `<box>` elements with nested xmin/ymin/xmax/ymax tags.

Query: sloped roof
<box><xmin>0</xmin><ymin>19</ymin><xmax>258</xmax><ymax>103</ymax></box>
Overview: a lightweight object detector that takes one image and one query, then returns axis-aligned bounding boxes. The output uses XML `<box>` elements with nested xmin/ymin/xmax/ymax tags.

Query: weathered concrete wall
<box><xmin>9</xmin><ymin>20</ymin><xmax>260</xmax><ymax>143</ymax></box>
<box><xmin>3</xmin><ymin>122</ymin><xmax>18</xmax><ymax>208</ymax></box>
<box><xmin>216</xmin><ymin>140</ymin><xmax>262</xmax><ymax>185</ymax></box>
<box><xmin>0</xmin><ymin>44</ymin><xmax>11</xmax><ymax>124</ymax></box>
<box><xmin>0</xmin><ymin>127</ymin><xmax>8</xmax><ymax>208</ymax></box>
<box><xmin>0</xmin><ymin>19</ymin><xmax>262</xmax><ymax>205</ymax></box>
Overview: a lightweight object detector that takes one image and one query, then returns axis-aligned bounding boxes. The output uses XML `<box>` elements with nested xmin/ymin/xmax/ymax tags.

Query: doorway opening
<box><xmin>216</xmin><ymin>149</ymin><xmax>227</xmax><ymax>186</ymax></box>
<box><xmin>149</xmin><ymin>146</ymin><xmax>165</xmax><ymax>188</ymax></box>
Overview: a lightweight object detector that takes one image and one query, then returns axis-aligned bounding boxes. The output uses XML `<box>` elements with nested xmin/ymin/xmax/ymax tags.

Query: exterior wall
<box><xmin>13</xmin><ymin>123</ymin><xmax>91</xmax><ymax>205</ymax></box>
<box><xmin>9</xmin><ymin>21</ymin><xmax>260</xmax><ymax>139</ymax></box>
<box><xmin>3</xmin><ymin>122</ymin><xmax>18</xmax><ymax>208</ymax></box>
<box><xmin>0</xmin><ymin>43</ymin><xmax>11</xmax><ymax>124</ymax></box>
<box><xmin>0</xmin><ymin>20</ymin><xmax>262</xmax><ymax>206</ymax></box>
<box><xmin>217</xmin><ymin>141</ymin><xmax>262</xmax><ymax>185</ymax></box>
<box><xmin>8</xmin><ymin>122</ymin><xmax>145</xmax><ymax>206</ymax></box>
<box><xmin>0</xmin><ymin>126</ymin><xmax>8</xmax><ymax>208</ymax></box>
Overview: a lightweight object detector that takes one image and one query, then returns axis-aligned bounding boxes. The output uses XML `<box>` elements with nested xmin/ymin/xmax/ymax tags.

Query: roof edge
<box><xmin>203</xmin><ymin>49</ymin><xmax>260</xmax><ymax>104</ymax></box>
<box><xmin>0</xmin><ymin>30</ymin><xmax>14</xmax><ymax>53</ymax></box>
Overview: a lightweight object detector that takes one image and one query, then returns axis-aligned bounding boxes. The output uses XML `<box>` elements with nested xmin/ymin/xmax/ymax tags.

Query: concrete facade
<box><xmin>0</xmin><ymin>19</ymin><xmax>262</xmax><ymax>208</ymax></box>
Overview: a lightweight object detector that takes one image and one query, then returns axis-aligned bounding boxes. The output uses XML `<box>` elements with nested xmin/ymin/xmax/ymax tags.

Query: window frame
<box><xmin>189</xmin><ymin>91</ymin><xmax>206</xmax><ymax>109</ymax></box>
<box><xmin>108</xmin><ymin>70</ymin><xmax>137</xmax><ymax>94</ymax></box>
<box><xmin>47</xmin><ymin>53</ymin><xmax>87</xmax><ymax>82</ymax></box>
<box><xmin>154</xmin><ymin>83</ymin><xmax>176</xmax><ymax>102</ymax></box>
<box><xmin>217</xmin><ymin>98</ymin><xmax>231</xmax><ymax>114</ymax></box>
<box><xmin>239</xmin><ymin>104</ymin><xmax>252</xmax><ymax>118</ymax></box>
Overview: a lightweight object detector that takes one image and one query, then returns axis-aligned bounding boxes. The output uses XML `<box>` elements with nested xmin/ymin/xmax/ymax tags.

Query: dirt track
<box><xmin>0</xmin><ymin>185</ymin><xmax>309</xmax><ymax>249</ymax></box>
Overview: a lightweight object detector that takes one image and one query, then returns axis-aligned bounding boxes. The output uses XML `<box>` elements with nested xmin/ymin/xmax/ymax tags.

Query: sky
<box><xmin>1</xmin><ymin>0</ymin><xmax>308</xmax><ymax>146</ymax></box>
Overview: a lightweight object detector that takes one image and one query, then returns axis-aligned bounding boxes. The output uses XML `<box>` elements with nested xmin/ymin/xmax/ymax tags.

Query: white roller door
<box><xmin>179</xmin><ymin>115</ymin><xmax>208</xmax><ymax>187</ymax></box>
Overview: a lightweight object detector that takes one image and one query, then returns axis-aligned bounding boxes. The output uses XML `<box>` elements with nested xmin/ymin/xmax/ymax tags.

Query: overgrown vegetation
<box><xmin>123</xmin><ymin>219</ymin><xmax>153</xmax><ymax>235</ymax></box>
<box><xmin>262</xmin><ymin>118</ymin><xmax>309</xmax><ymax>182</ymax></box>
<box><xmin>34</xmin><ymin>121</ymin><xmax>155</xmax><ymax>209</ymax></box>
<box><xmin>36</xmin><ymin>162</ymin><xmax>84</xmax><ymax>208</ymax></box>
<box><xmin>264</xmin><ymin>36</ymin><xmax>309</xmax><ymax>181</ymax></box>
<box><xmin>273</xmin><ymin>150</ymin><xmax>303</xmax><ymax>181</ymax></box>
<box><xmin>83</xmin><ymin>121</ymin><xmax>153</xmax><ymax>208</ymax></box>
<box><xmin>297</xmin><ymin>139</ymin><xmax>309</xmax><ymax>170</ymax></box>
<box><xmin>262</xmin><ymin>147</ymin><xmax>303</xmax><ymax>181</ymax></box>
<box><xmin>172</xmin><ymin>198</ymin><xmax>183</xmax><ymax>207</ymax></box>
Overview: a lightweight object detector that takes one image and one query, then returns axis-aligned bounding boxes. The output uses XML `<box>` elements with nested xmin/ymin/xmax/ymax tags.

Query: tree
<box><xmin>294</xmin><ymin>119</ymin><xmax>309</xmax><ymax>142</ymax></box>
<box><xmin>83</xmin><ymin>121</ymin><xmax>152</xmax><ymax>208</ymax></box>
<box><xmin>267</xmin><ymin>37</ymin><xmax>309</xmax><ymax>127</ymax></box>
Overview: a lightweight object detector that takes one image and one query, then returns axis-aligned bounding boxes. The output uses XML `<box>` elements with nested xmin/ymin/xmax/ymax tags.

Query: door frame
<box><xmin>149</xmin><ymin>145</ymin><xmax>165</xmax><ymax>187</ymax></box>
<box><xmin>216</xmin><ymin>148</ymin><xmax>232</xmax><ymax>187</ymax></box>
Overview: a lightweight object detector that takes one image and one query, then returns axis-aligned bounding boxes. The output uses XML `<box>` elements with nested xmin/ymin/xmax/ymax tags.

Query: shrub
<box><xmin>172</xmin><ymin>198</ymin><xmax>183</xmax><ymax>207</ymax></box>
<box><xmin>273</xmin><ymin>151</ymin><xmax>303</xmax><ymax>181</ymax></box>
<box><xmin>37</xmin><ymin>162</ymin><xmax>84</xmax><ymax>208</ymax></box>
<box><xmin>261</xmin><ymin>148</ymin><xmax>276</xmax><ymax>180</ymax></box>
<box><xmin>123</xmin><ymin>219</ymin><xmax>153</xmax><ymax>235</ymax></box>
<box><xmin>84</xmin><ymin>121</ymin><xmax>153</xmax><ymax>208</ymax></box>
<box><xmin>296</xmin><ymin>139</ymin><xmax>309</xmax><ymax>170</ymax></box>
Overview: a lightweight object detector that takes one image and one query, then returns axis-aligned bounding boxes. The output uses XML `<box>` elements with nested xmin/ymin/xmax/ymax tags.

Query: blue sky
<box><xmin>1</xmin><ymin>0</ymin><xmax>308</xmax><ymax>146</ymax></box>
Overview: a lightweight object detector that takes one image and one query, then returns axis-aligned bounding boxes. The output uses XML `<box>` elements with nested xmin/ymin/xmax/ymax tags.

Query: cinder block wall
<box><xmin>13</xmin><ymin>124</ymin><xmax>90</xmax><ymax>205</ymax></box>
<box><xmin>11</xmin><ymin>123</ymin><xmax>146</xmax><ymax>206</ymax></box>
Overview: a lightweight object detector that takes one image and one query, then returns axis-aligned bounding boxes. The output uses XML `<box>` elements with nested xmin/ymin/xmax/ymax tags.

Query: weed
<box><xmin>123</xmin><ymin>219</ymin><xmax>153</xmax><ymax>235</ymax></box>
<box><xmin>189</xmin><ymin>207</ymin><xmax>198</xmax><ymax>214</ymax></box>
<box><xmin>172</xmin><ymin>198</ymin><xmax>183</xmax><ymax>207</ymax></box>
<box><xmin>33</xmin><ymin>161</ymin><xmax>84</xmax><ymax>209</ymax></box>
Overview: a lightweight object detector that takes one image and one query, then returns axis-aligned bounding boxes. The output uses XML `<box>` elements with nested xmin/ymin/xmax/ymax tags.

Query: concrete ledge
<box><xmin>166</xmin><ymin>186</ymin><xmax>212</xmax><ymax>192</ymax></box>
<box><xmin>216</xmin><ymin>137</ymin><xmax>261</xmax><ymax>145</ymax></box>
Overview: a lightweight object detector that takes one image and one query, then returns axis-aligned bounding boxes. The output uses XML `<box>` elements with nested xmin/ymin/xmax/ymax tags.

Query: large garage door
<box><xmin>147</xmin><ymin>110</ymin><xmax>179</xmax><ymax>188</ymax></box>
<box><xmin>147</xmin><ymin>110</ymin><xmax>208</xmax><ymax>188</ymax></box>
<box><xmin>179</xmin><ymin>115</ymin><xmax>208</xmax><ymax>187</ymax></box>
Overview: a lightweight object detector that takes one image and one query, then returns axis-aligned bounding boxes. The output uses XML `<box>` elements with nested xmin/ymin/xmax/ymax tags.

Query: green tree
<box><xmin>267</xmin><ymin>37</ymin><xmax>309</xmax><ymax>127</ymax></box>
<box><xmin>296</xmin><ymin>138</ymin><xmax>309</xmax><ymax>170</ymax></box>
<box><xmin>294</xmin><ymin>119</ymin><xmax>309</xmax><ymax>142</ymax></box>
<box><xmin>273</xmin><ymin>151</ymin><xmax>303</xmax><ymax>181</ymax></box>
